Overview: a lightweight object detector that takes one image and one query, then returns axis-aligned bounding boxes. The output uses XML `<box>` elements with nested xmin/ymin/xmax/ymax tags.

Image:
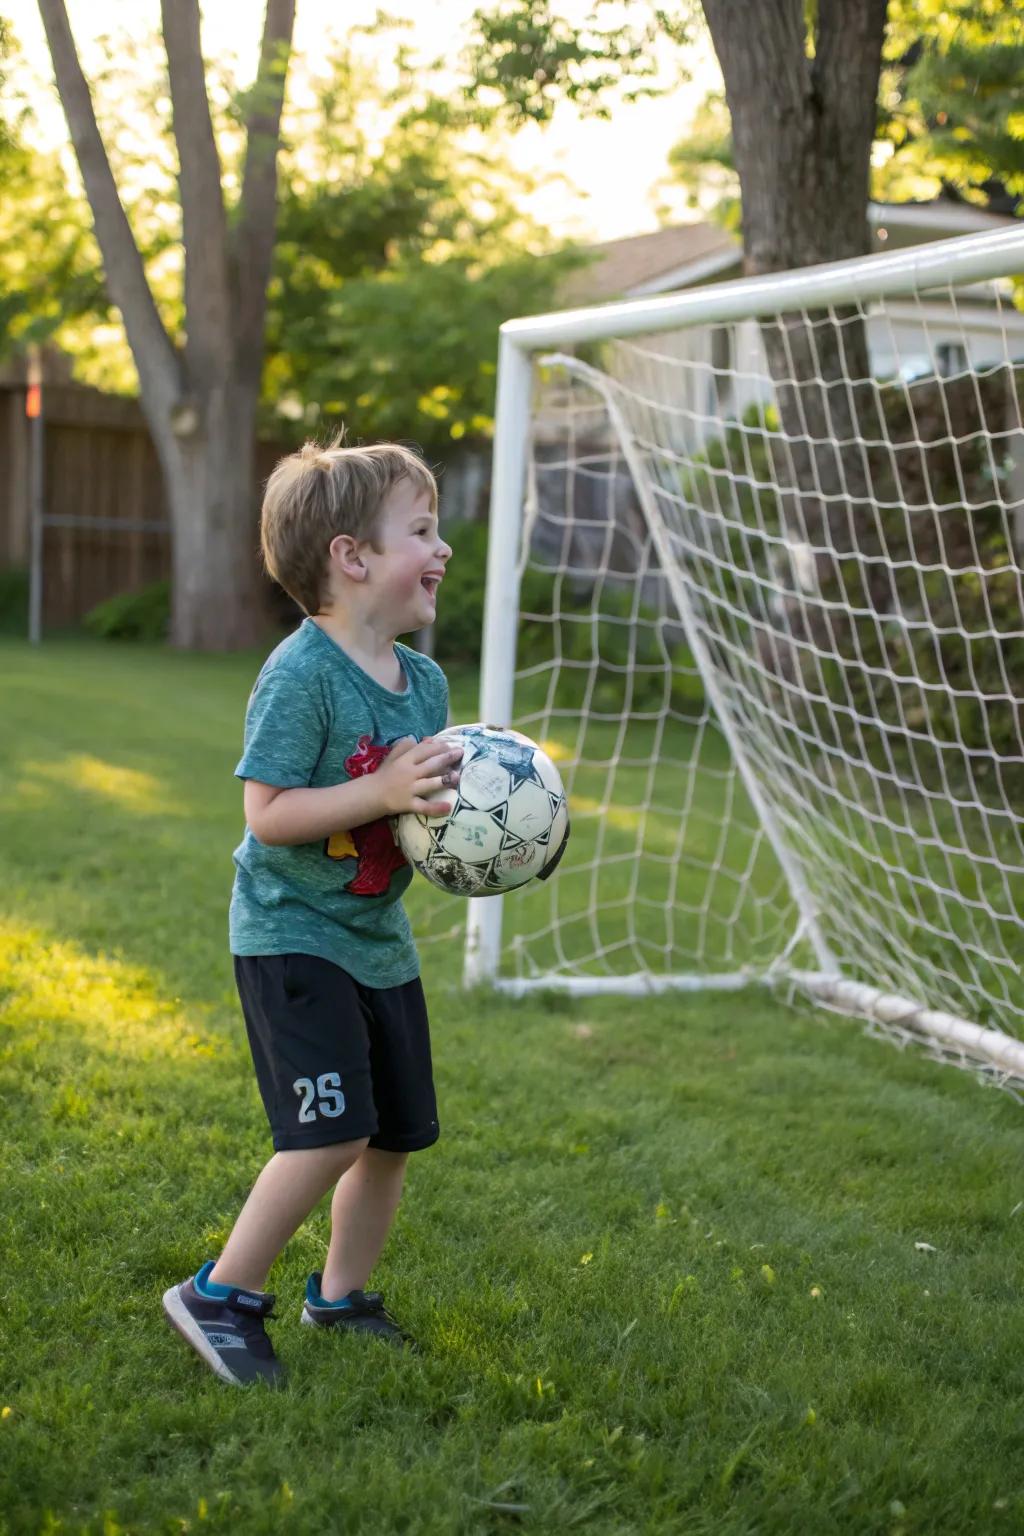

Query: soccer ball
<box><xmin>393</xmin><ymin>724</ymin><xmax>570</xmax><ymax>897</ymax></box>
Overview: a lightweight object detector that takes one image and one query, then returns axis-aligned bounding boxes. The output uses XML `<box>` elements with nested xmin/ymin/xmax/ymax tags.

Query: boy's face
<box><xmin>363</xmin><ymin>478</ymin><xmax>452</xmax><ymax>631</ymax></box>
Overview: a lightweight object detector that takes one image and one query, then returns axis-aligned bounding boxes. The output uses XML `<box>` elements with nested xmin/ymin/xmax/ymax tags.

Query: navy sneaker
<box><xmin>162</xmin><ymin>1262</ymin><xmax>284</xmax><ymax>1387</ymax></box>
<box><xmin>301</xmin><ymin>1272</ymin><xmax>414</xmax><ymax>1346</ymax></box>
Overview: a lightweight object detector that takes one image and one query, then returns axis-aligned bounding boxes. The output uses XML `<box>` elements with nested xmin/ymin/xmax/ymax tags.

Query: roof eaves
<box><xmin>626</xmin><ymin>243</ymin><xmax>741</xmax><ymax>297</ymax></box>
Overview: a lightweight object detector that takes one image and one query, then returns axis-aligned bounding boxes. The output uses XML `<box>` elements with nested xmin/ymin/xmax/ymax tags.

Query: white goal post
<box><xmin>461</xmin><ymin>224</ymin><xmax>1024</xmax><ymax>1090</ymax></box>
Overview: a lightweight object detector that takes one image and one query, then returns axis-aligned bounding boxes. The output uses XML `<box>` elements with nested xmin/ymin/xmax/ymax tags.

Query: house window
<box><xmin>935</xmin><ymin>341</ymin><xmax>969</xmax><ymax>378</ymax></box>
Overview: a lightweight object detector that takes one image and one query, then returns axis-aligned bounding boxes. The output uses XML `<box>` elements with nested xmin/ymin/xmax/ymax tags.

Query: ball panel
<box><xmin>542</xmin><ymin>800</ymin><xmax>569</xmax><ymax>871</ymax></box>
<box><xmin>421</xmin><ymin>852</ymin><xmax>490</xmax><ymax>895</ymax></box>
<box><xmin>505</xmin><ymin>779</ymin><xmax>554</xmax><ymax>839</ymax></box>
<box><xmin>439</xmin><ymin>808</ymin><xmax>505</xmax><ymax>862</ymax></box>
<box><xmin>533</xmin><ymin>748</ymin><xmax>566</xmax><ymax>796</ymax></box>
<box><xmin>491</xmin><ymin>839</ymin><xmax>544</xmax><ymax>889</ymax></box>
<box><xmin>458</xmin><ymin>757</ymin><xmax>512</xmax><ymax>811</ymax></box>
<box><xmin>546</xmin><ymin>798</ymin><xmax>569</xmax><ymax>849</ymax></box>
<box><xmin>394</xmin><ymin>812</ymin><xmax>436</xmax><ymax>865</ymax></box>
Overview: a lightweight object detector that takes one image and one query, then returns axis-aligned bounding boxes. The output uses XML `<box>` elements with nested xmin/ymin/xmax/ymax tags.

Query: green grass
<box><xmin>2</xmin><ymin>637</ymin><xmax>1023</xmax><ymax>1536</ymax></box>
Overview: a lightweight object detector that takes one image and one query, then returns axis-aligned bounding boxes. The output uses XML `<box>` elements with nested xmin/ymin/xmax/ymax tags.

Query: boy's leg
<box><xmin>162</xmin><ymin>1139</ymin><xmax>369</xmax><ymax>1388</ymax></box>
<box><xmin>211</xmin><ymin>1139</ymin><xmax>369</xmax><ymax>1294</ymax></box>
<box><xmin>166</xmin><ymin>954</ymin><xmax>389</xmax><ymax>1385</ymax></box>
<box><xmin>320</xmin><ymin>1146</ymin><xmax>409</xmax><ymax>1300</ymax></box>
<box><xmin>215</xmin><ymin>953</ymin><xmax>392</xmax><ymax>1294</ymax></box>
<box><xmin>301</xmin><ymin>976</ymin><xmax>437</xmax><ymax>1342</ymax></box>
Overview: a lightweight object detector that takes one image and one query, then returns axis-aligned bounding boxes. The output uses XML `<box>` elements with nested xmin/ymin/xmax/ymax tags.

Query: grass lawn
<box><xmin>1</xmin><ymin>636</ymin><xmax>1022</xmax><ymax>1536</ymax></box>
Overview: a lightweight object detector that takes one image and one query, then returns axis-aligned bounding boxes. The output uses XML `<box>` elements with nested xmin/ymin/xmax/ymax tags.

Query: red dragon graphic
<box><xmin>324</xmin><ymin>734</ymin><xmax>409</xmax><ymax>896</ymax></box>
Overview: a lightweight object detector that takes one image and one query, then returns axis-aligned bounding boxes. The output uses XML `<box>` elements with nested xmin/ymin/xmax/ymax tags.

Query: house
<box><xmin>555</xmin><ymin>200</ymin><xmax>1024</xmax><ymax>439</ymax></box>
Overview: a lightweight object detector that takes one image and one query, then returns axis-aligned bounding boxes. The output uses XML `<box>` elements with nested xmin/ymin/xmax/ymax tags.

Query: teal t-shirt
<box><xmin>229</xmin><ymin>618</ymin><xmax>449</xmax><ymax>987</ymax></box>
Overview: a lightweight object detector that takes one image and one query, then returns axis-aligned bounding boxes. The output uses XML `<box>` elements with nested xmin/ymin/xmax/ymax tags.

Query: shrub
<box><xmin>433</xmin><ymin>519</ymin><xmax>490</xmax><ymax>665</ymax></box>
<box><xmin>83</xmin><ymin>581</ymin><xmax>170</xmax><ymax>642</ymax></box>
<box><xmin>0</xmin><ymin>568</ymin><xmax>29</xmax><ymax>635</ymax></box>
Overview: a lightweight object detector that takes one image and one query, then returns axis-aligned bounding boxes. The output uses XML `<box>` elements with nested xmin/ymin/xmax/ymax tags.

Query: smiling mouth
<box><xmin>420</xmin><ymin>576</ymin><xmax>442</xmax><ymax>595</ymax></box>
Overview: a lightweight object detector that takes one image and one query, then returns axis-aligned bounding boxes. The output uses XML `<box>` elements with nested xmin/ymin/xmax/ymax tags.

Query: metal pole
<box><xmin>463</xmin><ymin>334</ymin><xmax>533</xmax><ymax>987</ymax></box>
<box><xmin>26</xmin><ymin>347</ymin><xmax>44</xmax><ymax>645</ymax></box>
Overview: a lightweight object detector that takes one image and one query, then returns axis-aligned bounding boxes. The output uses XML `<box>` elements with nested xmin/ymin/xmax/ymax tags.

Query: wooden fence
<box><xmin>0</xmin><ymin>375</ymin><xmax>292</xmax><ymax>629</ymax></box>
<box><xmin>0</xmin><ymin>368</ymin><xmax>491</xmax><ymax>632</ymax></box>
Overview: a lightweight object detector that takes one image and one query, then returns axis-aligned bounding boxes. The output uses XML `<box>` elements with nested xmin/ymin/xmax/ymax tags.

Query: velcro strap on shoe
<box><xmin>344</xmin><ymin>1290</ymin><xmax>384</xmax><ymax>1312</ymax></box>
<box><xmin>225</xmin><ymin>1287</ymin><xmax>275</xmax><ymax>1317</ymax></box>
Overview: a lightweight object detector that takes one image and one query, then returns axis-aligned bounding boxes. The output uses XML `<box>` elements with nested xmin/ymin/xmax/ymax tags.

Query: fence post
<box><xmin>27</xmin><ymin>347</ymin><xmax>44</xmax><ymax>645</ymax></box>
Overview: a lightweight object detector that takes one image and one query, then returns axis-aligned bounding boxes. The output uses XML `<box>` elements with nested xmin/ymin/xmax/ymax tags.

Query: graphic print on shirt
<box><xmin>325</xmin><ymin>734</ymin><xmax>409</xmax><ymax>895</ymax></box>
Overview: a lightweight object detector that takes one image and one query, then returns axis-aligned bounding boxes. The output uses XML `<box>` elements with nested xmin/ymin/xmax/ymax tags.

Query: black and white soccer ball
<box><xmin>394</xmin><ymin>723</ymin><xmax>570</xmax><ymax>897</ymax></box>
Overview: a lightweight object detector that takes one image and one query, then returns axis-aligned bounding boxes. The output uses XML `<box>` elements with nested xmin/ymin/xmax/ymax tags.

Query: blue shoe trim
<box><xmin>194</xmin><ymin>1260</ymin><xmax>235</xmax><ymax>1301</ymax></box>
<box><xmin>306</xmin><ymin>1273</ymin><xmax>354</xmax><ymax>1309</ymax></box>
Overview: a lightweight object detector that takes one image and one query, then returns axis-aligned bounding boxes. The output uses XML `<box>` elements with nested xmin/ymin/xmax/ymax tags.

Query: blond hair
<box><xmin>260</xmin><ymin>435</ymin><xmax>438</xmax><ymax>614</ymax></box>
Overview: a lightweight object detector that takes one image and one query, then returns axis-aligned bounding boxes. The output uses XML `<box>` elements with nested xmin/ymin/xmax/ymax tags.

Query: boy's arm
<box><xmin>245</xmin><ymin>736</ymin><xmax>462</xmax><ymax>847</ymax></box>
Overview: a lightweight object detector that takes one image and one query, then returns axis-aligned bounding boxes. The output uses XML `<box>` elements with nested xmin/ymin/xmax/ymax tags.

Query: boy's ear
<box><xmin>329</xmin><ymin>533</ymin><xmax>367</xmax><ymax>582</ymax></box>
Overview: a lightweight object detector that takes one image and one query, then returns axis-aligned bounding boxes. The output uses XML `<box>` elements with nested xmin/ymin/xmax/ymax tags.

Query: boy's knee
<box><xmin>290</xmin><ymin>1137</ymin><xmax>369</xmax><ymax>1176</ymax></box>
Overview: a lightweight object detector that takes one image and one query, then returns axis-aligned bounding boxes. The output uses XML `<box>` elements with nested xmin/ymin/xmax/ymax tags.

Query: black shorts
<box><xmin>233</xmin><ymin>953</ymin><xmax>439</xmax><ymax>1154</ymax></box>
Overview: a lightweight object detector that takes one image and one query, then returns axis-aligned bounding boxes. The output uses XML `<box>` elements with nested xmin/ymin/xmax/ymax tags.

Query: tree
<box><xmin>8</xmin><ymin>14</ymin><xmax>578</xmax><ymax>488</ymax></box>
<box><xmin>696</xmin><ymin>0</ymin><xmax>889</xmax><ymax>593</ymax></box>
<box><xmin>0</xmin><ymin>18</ymin><xmax>107</xmax><ymax>361</ymax></box>
<box><xmin>0</xmin><ymin>14</ymin><xmax>14</xmax><ymax>156</ymax></box>
<box><xmin>36</xmin><ymin>0</ymin><xmax>295</xmax><ymax>650</ymax></box>
<box><xmin>668</xmin><ymin>2</ymin><xmax>1024</xmax><ymax>223</ymax></box>
<box><xmin>466</xmin><ymin>0</ymin><xmax>890</xmax><ymax>601</ymax></box>
<box><xmin>262</xmin><ymin>39</ymin><xmax>582</xmax><ymax>449</ymax></box>
<box><xmin>460</xmin><ymin>0</ymin><xmax>696</xmax><ymax>124</ymax></box>
<box><xmin>877</xmin><ymin>0</ymin><xmax>1024</xmax><ymax>210</ymax></box>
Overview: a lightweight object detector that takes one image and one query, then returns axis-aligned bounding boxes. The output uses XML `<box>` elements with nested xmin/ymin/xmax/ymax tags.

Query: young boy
<box><xmin>163</xmin><ymin>438</ymin><xmax>461</xmax><ymax>1386</ymax></box>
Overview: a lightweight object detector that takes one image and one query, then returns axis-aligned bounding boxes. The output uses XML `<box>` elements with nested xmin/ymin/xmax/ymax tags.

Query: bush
<box><xmin>0</xmin><ymin>568</ymin><xmax>29</xmax><ymax>635</ymax></box>
<box><xmin>83</xmin><ymin>581</ymin><xmax>170</xmax><ymax>642</ymax></box>
<box><xmin>433</xmin><ymin>519</ymin><xmax>490</xmax><ymax>665</ymax></box>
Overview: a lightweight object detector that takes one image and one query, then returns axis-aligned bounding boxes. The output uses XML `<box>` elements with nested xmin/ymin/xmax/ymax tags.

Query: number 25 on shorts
<box><xmin>293</xmin><ymin>1072</ymin><xmax>346</xmax><ymax>1123</ymax></box>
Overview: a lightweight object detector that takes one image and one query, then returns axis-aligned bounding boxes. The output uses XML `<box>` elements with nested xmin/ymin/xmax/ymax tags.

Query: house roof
<box><xmin>559</xmin><ymin>222</ymin><xmax>737</xmax><ymax>306</ymax></box>
<box><xmin>561</xmin><ymin>200</ymin><xmax>1019</xmax><ymax>306</ymax></box>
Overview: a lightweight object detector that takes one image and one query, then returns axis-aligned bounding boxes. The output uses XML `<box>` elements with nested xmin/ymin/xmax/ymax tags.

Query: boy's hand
<box><xmin>378</xmin><ymin>736</ymin><xmax>463</xmax><ymax>817</ymax></box>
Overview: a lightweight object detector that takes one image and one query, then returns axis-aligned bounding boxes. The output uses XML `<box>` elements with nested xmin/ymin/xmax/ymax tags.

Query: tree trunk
<box><xmin>702</xmin><ymin>0</ymin><xmax>890</xmax><ymax>644</ymax></box>
<box><xmin>154</xmin><ymin>382</ymin><xmax>267</xmax><ymax>650</ymax></box>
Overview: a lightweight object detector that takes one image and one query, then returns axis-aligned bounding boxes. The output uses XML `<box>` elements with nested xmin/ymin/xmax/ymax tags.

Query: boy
<box><xmin>163</xmin><ymin>438</ymin><xmax>461</xmax><ymax>1386</ymax></box>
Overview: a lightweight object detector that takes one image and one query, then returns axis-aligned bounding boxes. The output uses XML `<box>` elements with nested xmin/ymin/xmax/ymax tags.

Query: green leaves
<box><xmin>263</xmin><ymin>37</ymin><xmax>584</xmax><ymax>447</ymax></box>
<box><xmin>668</xmin><ymin>1</ymin><xmax>1024</xmax><ymax>234</ymax></box>
<box><xmin>877</xmin><ymin>1</ymin><xmax>1024</xmax><ymax>205</ymax></box>
<box><xmin>461</xmin><ymin>0</ymin><xmax>698</xmax><ymax>126</ymax></box>
<box><xmin>1</xmin><ymin>16</ymin><xmax>578</xmax><ymax>420</ymax></box>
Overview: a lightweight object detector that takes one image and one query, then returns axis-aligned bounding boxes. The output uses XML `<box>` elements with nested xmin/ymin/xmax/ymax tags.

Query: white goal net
<box><xmin>458</xmin><ymin>226</ymin><xmax>1024</xmax><ymax>1092</ymax></box>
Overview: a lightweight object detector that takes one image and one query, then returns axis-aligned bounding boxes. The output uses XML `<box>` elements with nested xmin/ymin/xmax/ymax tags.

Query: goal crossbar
<box><xmin>499</xmin><ymin>224</ymin><xmax>1024</xmax><ymax>349</ymax></box>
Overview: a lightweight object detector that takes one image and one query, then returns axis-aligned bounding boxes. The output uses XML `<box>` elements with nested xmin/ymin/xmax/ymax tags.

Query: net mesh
<box><xmin>459</xmin><ymin>266</ymin><xmax>1024</xmax><ymax>1088</ymax></box>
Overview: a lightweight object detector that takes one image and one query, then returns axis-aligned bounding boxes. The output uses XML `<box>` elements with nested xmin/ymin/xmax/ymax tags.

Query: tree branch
<box><xmin>160</xmin><ymin>0</ymin><xmax>232</xmax><ymax>384</ymax></box>
<box><xmin>231</xmin><ymin>0</ymin><xmax>296</xmax><ymax>385</ymax></box>
<box><xmin>36</xmin><ymin>0</ymin><xmax>179</xmax><ymax>417</ymax></box>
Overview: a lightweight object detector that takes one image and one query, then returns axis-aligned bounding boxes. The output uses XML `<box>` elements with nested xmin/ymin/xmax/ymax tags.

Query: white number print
<box><xmin>293</xmin><ymin>1072</ymin><xmax>346</xmax><ymax>1123</ymax></box>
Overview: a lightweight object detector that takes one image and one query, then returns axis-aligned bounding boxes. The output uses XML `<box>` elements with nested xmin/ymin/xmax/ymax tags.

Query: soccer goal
<box><xmin>463</xmin><ymin>223</ymin><xmax>1024</xmax><ymax>1092</ymax></box>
